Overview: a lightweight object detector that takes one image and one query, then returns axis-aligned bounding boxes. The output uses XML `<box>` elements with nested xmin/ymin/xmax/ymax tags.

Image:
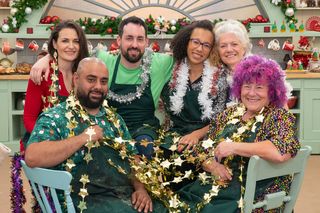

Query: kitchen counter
<box><xmin>0</xmin><ymin>74</ymin><xmax>29</xmax><ymax>80</ymax></box>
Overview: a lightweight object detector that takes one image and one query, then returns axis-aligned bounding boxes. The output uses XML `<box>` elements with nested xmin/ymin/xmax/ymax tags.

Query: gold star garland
<box><xmin>63</xmin><ymin>92</ymin><xmax>136</xmax><ymax>212</ymax></box>
<box><xmin>127</xmin><ymin>104</ymin><xmax>265</xmax><ymax>212</ymax></box>
<box><xmin>42</xmin><ymin>60</ymin><xmax>60</xmax><ymax>112</ymax></box>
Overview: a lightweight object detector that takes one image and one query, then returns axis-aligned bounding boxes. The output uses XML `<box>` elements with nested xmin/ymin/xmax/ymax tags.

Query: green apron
<box><xmin>161</xmin><ymin>77</ymin><xmax>210</xmax><ymax>136</ymax></box>
<box><xmin>108</xmin><ymin>56</ymin><xmax>159</xmax><ymax>139</ymax></box>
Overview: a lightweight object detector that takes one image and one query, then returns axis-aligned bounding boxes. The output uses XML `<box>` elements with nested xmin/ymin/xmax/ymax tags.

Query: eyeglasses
<box><xmin>189</xmin><ymin>38</ymin><xmax>213</xmax><ymax>51</ymax></box>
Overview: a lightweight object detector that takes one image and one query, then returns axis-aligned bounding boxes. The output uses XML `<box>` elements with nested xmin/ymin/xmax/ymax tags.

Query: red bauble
<box><xmin>106</xmin><ymin>28</ymin><xmax>113</xmax><ymax>34</ymax></box>
<box><xmin>110</xmin><ymin>41</ymin><xmax>119</xmax><ymax>51</ymax></box>
<box><xmin>256</xmin><ymin>15</ymin><xmax>263</xmax><ymax>22</ymax></box>
<box><xmin>242</xmin><ymin>20</ymin><xmax>248</xmax><ymax>25</ymax></box>
<box><xmin>146</xmin><ymin>18</ymin><xmax>152</xmax><ymax>23</ymax></box>
<box><xmin>40</xmin><ymin>18</ymin><xmax>46</xmax><ymax>24</ymax></box>
<box><xmin>152</xmin><ymin>42</ymin><xmax>160</xmax><ymax>52</ymax></box>
<box><xmin>286</xmin><ymin>0</ymin><xmax>291</xmax><ymax>3</ymax></box>
<box><xmin>110</xmin><ymin>16</ymin><xmax>116</xmax><ymax>21</ymax></box>
<box><xmin>262</xmin><ymin>18</ymin><xmax>268</xmax><ymax>23</ymax></box>
<box><xmin>44</xmin><ymin>16</ymin><xmax>52</xmax><ymax>24</ymax></box>
<box><xmin>50</xmin><ymin>26</ymin><xmax>55</xmax><ymax>31</ymax></box>
<box><xmin>247</xmin><ymin>18</ymin><xmax>252</xmax><ymax>23</ymax></box>
<box><xmin>50</xmin><ymin>16</ymin><xmax>60</xmax><ymax>23</ymax></box>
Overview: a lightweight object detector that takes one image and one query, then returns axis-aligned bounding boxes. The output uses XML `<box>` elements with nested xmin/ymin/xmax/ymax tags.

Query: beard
<box><xmin>121</xmin><ymin>47</ymin><xmax>144</xmax><ymax>63</ymax></box>
<box><xmin>77</xmin><ymin>89</ymin><xmax>106</xmax><ymax>109</ymax></box>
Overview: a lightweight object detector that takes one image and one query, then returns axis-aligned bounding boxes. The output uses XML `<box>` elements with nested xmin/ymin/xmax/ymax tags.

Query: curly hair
<box><xmin>231</xmin><ymin>55</ymin><xmax>288</xmax><ymax>107</ymax></box>
<box><xmin>48</xmin><ymin>20</ymin><xmax>89</xmax><ymax>72</ymax></box>
<box><xmin>170</xmin><ymin>20</ymin><xmax>218</xmax><ymax>65</ymax></box>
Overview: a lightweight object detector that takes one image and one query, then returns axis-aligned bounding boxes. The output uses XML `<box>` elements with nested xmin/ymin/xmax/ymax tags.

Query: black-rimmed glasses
<box><xmin>189</xmin><ymin>38</ymin><xmax>213</xmax><ymax>51</ymax></box>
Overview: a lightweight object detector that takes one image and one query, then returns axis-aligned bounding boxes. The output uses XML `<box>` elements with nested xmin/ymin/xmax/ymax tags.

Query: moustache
<box><xmin>128</xmin><ymin>47</ymin><xmax>141</xmax><ymax>52</ymax></box>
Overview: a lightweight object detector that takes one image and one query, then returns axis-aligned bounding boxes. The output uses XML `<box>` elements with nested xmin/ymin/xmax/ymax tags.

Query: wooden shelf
<box><xmin>296</xmin><ymin>7</ymin><xmax>320</xmax><ymax>10</ymax></box>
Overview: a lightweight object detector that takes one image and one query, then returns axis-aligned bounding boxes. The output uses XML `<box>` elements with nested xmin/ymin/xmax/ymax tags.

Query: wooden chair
<box><xmin>243</xmin><ymin>146</ymin><xmax>312</xmax><ymax>213</ymax></box>
<box><xmin>20</xmin><ymin>160</ymin><xmax>75</xmax><ymax>213</ymax></box>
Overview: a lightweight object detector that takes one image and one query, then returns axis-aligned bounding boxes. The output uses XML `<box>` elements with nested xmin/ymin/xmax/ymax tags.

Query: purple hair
<box><xmin>231</xmin><ymin>55</ymin><xmax>288</xmax><ymax>107</ymax></box>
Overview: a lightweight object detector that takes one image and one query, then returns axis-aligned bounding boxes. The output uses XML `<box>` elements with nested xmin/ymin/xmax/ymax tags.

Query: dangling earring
<box><xmin>53</xmin><ymin>50</ymin><xmax>58</xmax><ymax>62</ymax></box>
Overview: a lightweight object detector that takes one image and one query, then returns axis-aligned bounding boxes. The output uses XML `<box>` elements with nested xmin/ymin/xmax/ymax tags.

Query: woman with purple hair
<box><xmin>176</xmin><ymin>55</ymin><xmax>301</xmax><ymax>212</ymax></box>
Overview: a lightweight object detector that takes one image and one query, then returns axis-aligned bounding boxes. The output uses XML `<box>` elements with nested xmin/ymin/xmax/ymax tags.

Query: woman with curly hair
<box><xmin>160</xmin><ymin>20</ymin><xmax>229</xmax><ymax>190</ymax></box>
<box><xmin>177</xmin><ymin>55</ymin><xmax>300</xmax><ymax>212</ymax></box>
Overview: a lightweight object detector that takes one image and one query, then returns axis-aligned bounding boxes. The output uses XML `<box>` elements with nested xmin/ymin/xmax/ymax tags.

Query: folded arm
<box><xmin>25</xmin><ymin>125</ymin><xmax>103</xmax><ymax>168</ymax></box>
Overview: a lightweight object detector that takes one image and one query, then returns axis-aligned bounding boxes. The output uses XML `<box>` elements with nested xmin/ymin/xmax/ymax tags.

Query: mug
<box><xmin>15</xmin><ymin>39</ymin><xmax>24</xmax><ymax>51</ymax></box>
<box><xmin>2</xmin><ymin>41</ymin><xmax>11</xmax><ymax>55</ymax></box>
<box><xmin>87</xmin><ymin>41</ymin><xmax>93</xmax><ymax>55</ymax></box>
<box><xmin>282</xmin><ymin>40</ymin><xmax>294</xmax><ymax>51</ymax></box>
<box><xmin>28</xmin><ymin>40</ymin><xmax>39</xmax><ymax>52</ymax></box>
<box><xmin>267</xmin><ymin>39</ymin><xmax>280</xmax><ymax>51</ymax></box>
<box><xmin>41</xmin><ymin>41</ymin><xmax>48</xmax><ymax>52</ymax></box>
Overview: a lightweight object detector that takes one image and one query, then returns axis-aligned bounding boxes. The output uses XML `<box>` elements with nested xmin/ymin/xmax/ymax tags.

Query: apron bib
<box><xmin>108</xmin><ymin>56</ymin><xmax>160</xmax><ymax>137</ymax></box>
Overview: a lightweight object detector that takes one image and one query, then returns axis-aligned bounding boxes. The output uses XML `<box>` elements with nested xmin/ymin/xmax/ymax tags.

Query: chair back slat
<box><xmin>38</xmin><ymin>184</ymin><xmax>54</xmax><ymax>213</ymax></box>
<box><xmin>21</xmin><ymin>160</ymin><xmax>76</xmax><ymax>213</ymax></box>
<box><xmin>50</xmin><ymin>188</ymin><xmax>63</xmax><ymax>213</ymax></box>
<box><xmin>244</xmin><ymin>146</ymin><xmax>312</xmax><ymax>213</ymax></box>
<box><xmin>29</xmin><ymin>181</ymin><xmax>48</xmax><ymax>212</ymax></box>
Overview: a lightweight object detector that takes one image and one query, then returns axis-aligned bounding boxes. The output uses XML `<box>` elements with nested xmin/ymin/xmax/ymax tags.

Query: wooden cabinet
<box><xmin>303</xmin><ymin>84</ymin><xmax>320</xmax><ymax>140</ymax></box>
<box><xmin>287</xmin><ymin>74</ymin><xmax>320</xmax><ymax>153</ymax></box>
<box><xmin>0</xmin><ymin>77</ymin><xmax>28</xmax><ymax>152</ymax></box>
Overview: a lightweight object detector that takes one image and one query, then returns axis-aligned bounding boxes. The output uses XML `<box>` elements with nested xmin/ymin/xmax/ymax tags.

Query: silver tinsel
<box><xmin>107</xmin><ymin>48</ymin><xmax>153</xmax><ymax>104</ymax></box>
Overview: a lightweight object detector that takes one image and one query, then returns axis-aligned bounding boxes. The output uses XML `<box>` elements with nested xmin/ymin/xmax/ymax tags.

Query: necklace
<box><xmin>107</xmin><ymin>48</ymin><xmax>153</xmax><ymax>104</ymax></box>
<box><xmin>169</xmin><ymin>59</ymin><xmax>221</xmax><ymax>120</ymax></box>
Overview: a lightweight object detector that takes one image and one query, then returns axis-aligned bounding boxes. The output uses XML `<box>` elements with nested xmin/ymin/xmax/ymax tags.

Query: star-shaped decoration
<box><xmin>238</xmin><ymin>197</ymin><xmax>244</xmax><ymax>209</ymax></box>
<box><xmin>169</xmin><ymin>144</ymin><xmax>177</xmax><ymax>152</ymax></box>
<box><xmin>77</xmin><ymin>200</ymin><xmax>87</xmax><ymax>212</ymax></box>
<box><xmin>255</xmin><ymin>114</ymin><xmax>264</xmax><ymax>122</ymax></box>
<box><xmin>172</xmin><ymin>176</ymin><xmax>183</xmax><ymax>183</ymax></box>
<box><xmin>174</xmin><ymin>157</ymin><xmax>184</xmax><ymax>167</ymax></box>
<box><xmin>84</xmin><ymin>153</ymin><xmax>93</xmax><ymax>163</ymax></box>
<box><xmin>85</xmin><ymin>126</ymin><xmax>96</xmax><ymax>141</ymax></box>
<box><xmin>78</xmin><ymin>188</ymin><xmax>88</xmax><ymax>199</ymax></box>
<box><xmin>183</xmin><ymin>170</ymin><xmax>192</xmax><ymax>179</ymax></box>
<box><xmin>202</xmin><ymin>138</ymin><xmax>214</xmax><ymax>149</ymax></box>
<box><xmin>65</xmin><ymin>159</ymin><xmax>76</xmax><ymax>171</ymax></box>
<box><xmin>160</xmin><ymin>159</ymin><xmax>172</xmax><ymax>169</ymax></box>
<box><xmin>139</xmin><ymin>139</ymin><xmax>151</xmax><ymax>147</ymax></box>
<box><xmin>85</xmin><ymin>140</ymin><xmax>95</xmax><ymax>150</ymax></box>
<box><xmin>169</xmin><ymin>194</ymin><xmax>180</xmax><ymax>208</ymax></box>
<box><xmin>198</xmin><ymin>172</ymin><xmax>209</xmax><ymax>183</ymax></box>
<box><xmin>79</xmin><ymin>174</ymin><xmax>90</xmax><ymax>185</ymax></box>
<box><xmin>51</xmin><ymin>74</ymin><xmax>58</xmax><ymax>81</ymax></box>
<box><xmin>114</xmin><ymin>137</ymin><xmax>124</xmax><ymax>144</ymax></box>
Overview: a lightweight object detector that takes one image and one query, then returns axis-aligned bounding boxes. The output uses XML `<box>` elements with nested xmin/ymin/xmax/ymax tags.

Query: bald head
<box><xmin>76</xmin><ymin>57</ymin><xmax>107</xmax><ymax>75</ymax></box>
<box><xmin>73</xmin><ymin>57</ymin><xmax>109</xmax><ymax>113</ymax></box>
